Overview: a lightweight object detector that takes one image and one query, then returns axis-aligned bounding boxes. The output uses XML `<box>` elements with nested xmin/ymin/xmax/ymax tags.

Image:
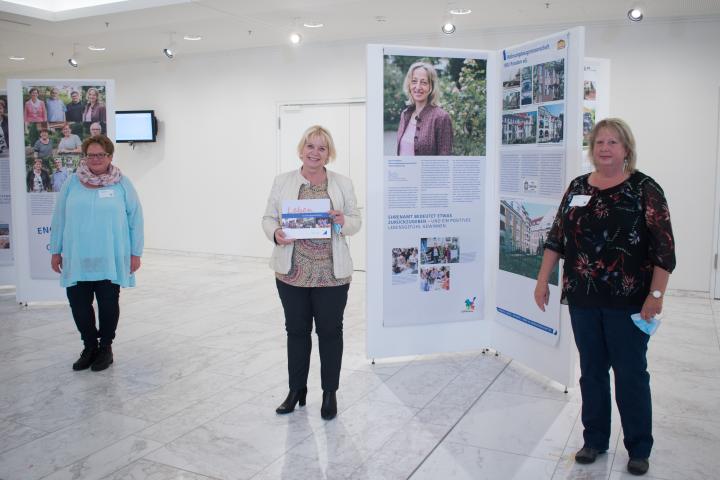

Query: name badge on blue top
<box><xmin>98</xmin><ymin>189</ymin><xmax>115</xmax><ymax>198</ymax></box>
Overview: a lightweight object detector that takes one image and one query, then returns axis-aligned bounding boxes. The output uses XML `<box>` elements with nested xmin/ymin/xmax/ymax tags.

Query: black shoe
<box><xmin>72</xmin><ymin>344</ymin><xmax>99</xmax><ymax>371</ymax></box>
<box><xmin>627</xmin><ymin>458</ymin><xmax>649</xmax><ymax>476</ymax></box>
<box><xmin>275</xmin><ymin>387</ymin><xmax>307</xmax><ymax>414</ymax></box>
<box><xmin>575</xmin><ymin>447</ymin><xmax>604</xmax><ymax>464</ymax></box>
<box><xmin>321</xmin><ymin>391</ymin><xmax>337</xmax><ymax>420</ymax></box>
<box><xmin>90</xmin><ymin>345</ymin><xmax>113</xmax><ymax>371</ymax></box>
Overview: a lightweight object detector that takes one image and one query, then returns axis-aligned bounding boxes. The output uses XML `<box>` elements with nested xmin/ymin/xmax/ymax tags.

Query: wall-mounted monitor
<box><xmin>115</xmin><ymin>110</ymin><xmax>157</xmax><ymax>143</ymax></box>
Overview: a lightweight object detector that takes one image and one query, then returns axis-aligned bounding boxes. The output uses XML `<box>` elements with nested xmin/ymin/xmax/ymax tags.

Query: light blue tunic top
<box><xmin>50</xmin><ymin>174</ymin><xmax>144</xmax><ymax>288</ymax></box>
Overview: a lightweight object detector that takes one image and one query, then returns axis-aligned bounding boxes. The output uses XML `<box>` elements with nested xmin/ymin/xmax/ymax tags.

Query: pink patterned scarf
<box><xmin>75</xmin><ymin>160</ymin><xmax>122</xmax><ymax>187</ymax></box>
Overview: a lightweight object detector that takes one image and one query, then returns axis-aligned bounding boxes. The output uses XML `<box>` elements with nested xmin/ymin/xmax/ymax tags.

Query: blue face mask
<box><xmin>630</xmin><ymin>313</ymin><xmax>661</xmax><ymax>336</ymax></box>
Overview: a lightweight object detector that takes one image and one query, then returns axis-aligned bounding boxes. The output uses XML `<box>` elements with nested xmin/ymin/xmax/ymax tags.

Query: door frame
<box><xmin>712</xmin><ymin>87</ymin><xmax>720</xmax><ymax>299</ymax></box>
<box><xmin>275</xmin><ymin>98</ymin><xmax>366</xmax><ymax>175</ymax></box>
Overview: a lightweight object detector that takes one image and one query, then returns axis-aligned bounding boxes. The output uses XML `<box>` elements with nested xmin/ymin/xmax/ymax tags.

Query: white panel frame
<box><xmin>490</xmin><ymin>27</ymin><xmax>585</xmax><ymax>387</ymax></box>
<box><xmin>7</xmin><ymin>78</ymin><xmax>115</xmax><ymax>303</ymax></box>
<box><xmin>366</xmin><ymin>45</ymin><xmax>496</xmax><ymax>359</ymax></box>
<box><xmin>0</xmin><ymin>88</ymin><xmax>14</xmax><ymax>285</ymax></box>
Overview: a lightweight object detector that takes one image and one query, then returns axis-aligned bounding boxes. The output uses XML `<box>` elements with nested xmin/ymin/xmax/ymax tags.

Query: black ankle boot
<box><xmin>275</xmin><ymin>387</ymin><xmax>307</xmax><ymax>414</ymax></box>
<box><xmin>321</xmin><ymin>391</ymin><xmax>337</xmax><ymax>420</ymax></box>
<box><xmin>72</xmin><ymin>344</ymin><xmax>99</xmax><ymax>371</ymax></box>
<box><xmin>91</xmin><ymin>345</ymin><xmax>113</xmax><ymax>371</ymax></box>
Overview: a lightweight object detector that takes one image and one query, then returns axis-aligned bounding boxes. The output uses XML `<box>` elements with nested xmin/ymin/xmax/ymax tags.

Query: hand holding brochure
<box><xmin>630</xmin><ymin>313</ymin><xmax>661</xmax><ymax>336</ymax></box>
<box><xmin>281</xmin><ymin>199</ymin><xmax>331</xmax><ymax>239</ymax></box>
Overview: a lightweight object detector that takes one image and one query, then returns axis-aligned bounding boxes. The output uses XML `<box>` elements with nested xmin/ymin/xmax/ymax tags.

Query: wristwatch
<box><xmin>650</xmin><ymin>290</ymin><xmax>663</xmax><ymax>299</ymax></box>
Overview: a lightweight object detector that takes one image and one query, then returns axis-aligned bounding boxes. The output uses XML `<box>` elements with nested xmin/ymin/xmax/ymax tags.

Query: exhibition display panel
<box><xmin>367</xmin><ymin>28</ymin><xmax>585</xmax><ymax>386</ymax></box>
<box><xmin>6</xmin><ymin>79</ymin><xmax>114</xmax><ymax>302</ymax></box>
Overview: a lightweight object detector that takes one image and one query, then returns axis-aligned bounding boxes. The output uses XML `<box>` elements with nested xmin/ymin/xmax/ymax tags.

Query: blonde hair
<box><xmin>296</xmin><ymin>125</ymin><xmax>336</xmax><ymax>164</ymax></box>
<box><xmin>588</xmin><ymin>117</ymin><xmax>637</xmax><ymax>173</ymax></box>
<box><xmin>403</xmin><ymin>61</ymin><xmax>441</xmax><ymax>107</ymax></box>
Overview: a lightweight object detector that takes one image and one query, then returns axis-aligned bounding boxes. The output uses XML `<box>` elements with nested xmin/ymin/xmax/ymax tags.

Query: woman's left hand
<box><xmin>130</xmin><ymin>255</ymin><xmax>142</xmax><ymax>273</ymax></box>
<box><xmin>329</xmin><ymin>210</ymin><xmax>345</xmax><ymax>226</ymax></box>
<box><xmin>640</xmin><ymin>296</ymin><xmax>662</xmax><ymax>321</ymax></box>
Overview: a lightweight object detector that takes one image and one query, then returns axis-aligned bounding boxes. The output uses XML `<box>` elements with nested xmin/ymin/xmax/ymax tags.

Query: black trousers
<box><xmin>66</xmin><ymin>280</ymin><xmax>121</xmax><ymax>347</ymax></box>
<box><xmin>275</xmin><ymin>279</ymin><xmax>350</xmax><ymax>392</ymax></box>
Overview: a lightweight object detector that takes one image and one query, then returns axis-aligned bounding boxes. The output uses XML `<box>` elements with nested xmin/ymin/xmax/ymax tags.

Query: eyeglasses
<box><xmin>83</xmin><ymin>153</ymin><xmax>109</xmax><ymax>160</ymax></box>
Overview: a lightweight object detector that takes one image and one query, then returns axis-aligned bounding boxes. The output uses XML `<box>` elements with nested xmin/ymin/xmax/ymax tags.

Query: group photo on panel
<box><xmin>22</xmin><ymin>85</ymin><xmax>107</xmax><ymax>193</ymax></box>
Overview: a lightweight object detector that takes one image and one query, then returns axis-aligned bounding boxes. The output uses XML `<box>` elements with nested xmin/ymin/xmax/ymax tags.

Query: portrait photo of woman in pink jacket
<box><xmin>396</xmin><ymin>61</ymin><xmax>454</xmax><ymax>156</ymax></box>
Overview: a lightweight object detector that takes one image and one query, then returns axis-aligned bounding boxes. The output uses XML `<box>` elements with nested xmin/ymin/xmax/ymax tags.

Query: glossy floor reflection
<box><xmin>0</xmin><ymin>251</ymin><xmax>718</xmax><ymax>479</ymax></box>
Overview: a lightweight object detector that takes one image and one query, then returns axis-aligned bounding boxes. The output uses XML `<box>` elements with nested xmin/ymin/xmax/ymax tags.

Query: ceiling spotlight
<box><xmin>627</xmin><ymin>8</ymin><xmax>643</xmax><ymax>21</ymax></box>
<box><xmin>9</xmin><ymin>56</ymin><xmax>25</xmax><ymax>61</ymax></box>
<box><xmin>441</xmin><ymin>22</ymin><xmax>456</xmax><ymax>34</ymax></box>
<box><xmin>183</xmin><ymin>34</ymin><xmax>202</xmax><ymax>41</ymax></box>
<box><xmin>163</xmin><ymin>32</ymin><xmax>177</xmax><ymax>59</ymax></box>
<box><xmin>88</xmin><ymin>45</ymin><xmax>106</xmax><ymax>51</ymax></box>
<box><xmin>449</xmin><ymin>8</ymin><xmax>472</xmax><ymax>15</ymax></box>
<box><xmin>289</xmin><ymin>32</ymin><xmax>302</xmax><ymax>44</ymax></box>
<box><xmin>68</xmin><ymin>43</ymin><xmax>79</xmax><ymax>67</ymax></box>
<box><xmin>303</xmin><ymin>22</ymin><xmax>324</xmax><ymax>28</ymax></box>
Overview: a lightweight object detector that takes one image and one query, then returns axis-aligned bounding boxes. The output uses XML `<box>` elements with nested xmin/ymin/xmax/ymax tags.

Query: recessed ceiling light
<box><xmin>449</xmin><ymin>8</ymin><xmax>472</xmax><ymax>15</ymax></box>
<box><xmin>289</xmin><ymin>32</ymin><xmax>302</xmax><ymax>44</ymax></box>
<box><xmin>183</xmin><ymin>34</ymin><xmax>202</xmax><ymax>41</ymax></box>
<box><xmin>627</xmin><ymin>8</ymin><xmax>643</xmax><ymax>22</ymax></box>
<box><xmin>88</xmin><ymin>45</ymin><xmax>106</xmax><ymax>51</ymax></box>
<box><xmin>9</xmin><ymin>56</ymin><xmax>25</xmax><ymax>61</ymax></box>
<box><xmin>441</xmin><ymin>22</ymin><xmax>456</xmax><ymax>34</ymax></box>
<box><xmin>302</xmin><ymin>22</ymin><xmax>324</xmax><ymax>28</ymax></box>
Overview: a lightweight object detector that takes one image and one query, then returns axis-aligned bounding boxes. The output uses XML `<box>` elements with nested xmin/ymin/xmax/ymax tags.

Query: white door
<box><xmin>278</xmin><ymin>101</ymin><xmax>366</xmax><ymax>270</ymax></box>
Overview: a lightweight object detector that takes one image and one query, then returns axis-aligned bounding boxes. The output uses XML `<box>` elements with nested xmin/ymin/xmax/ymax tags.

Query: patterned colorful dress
<box><xmin>544</xmin><ymin>171</ymin><xmax>675</xmax><ymax>308</ymax></box>
<box><xmin>276</xmin><ymin>180</ymin><xmax>351</xmax><ymax>288</ymax></box>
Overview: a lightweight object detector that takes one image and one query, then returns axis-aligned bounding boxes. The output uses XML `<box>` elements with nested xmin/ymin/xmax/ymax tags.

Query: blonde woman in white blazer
<box><xmin>262</xmin><ymin>125</ymin><xmax>361</xmax><ymax>420</ymax></box>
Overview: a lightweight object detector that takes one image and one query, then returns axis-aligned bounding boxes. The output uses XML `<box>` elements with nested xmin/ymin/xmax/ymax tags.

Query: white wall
<box><xmin>3</xmin><ymin>17</ymin><xmax>719</xmax><ymax>292</ymax></box>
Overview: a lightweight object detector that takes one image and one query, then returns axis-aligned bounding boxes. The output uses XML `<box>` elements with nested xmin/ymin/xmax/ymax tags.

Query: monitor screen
<box><xmin>115</xmin><ymin>110</ymin><xmax>156</xmax><ymax>142</ymax></box>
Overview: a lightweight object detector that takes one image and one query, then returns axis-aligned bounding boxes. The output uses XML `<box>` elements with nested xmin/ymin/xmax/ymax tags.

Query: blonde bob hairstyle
<box><xmin>588</xmin><ymin>117</ymin><xmax>637</xmax><ymax>173</ymax></box>
<box><xmin>404</xmin><ymin>61</ymin><xmax>441</xmax><ymax>107</ymax></box>
<box><xmin>296</xmin><ymin>125</ymin><xmax>336</xmax><ymax>164</ymax></box>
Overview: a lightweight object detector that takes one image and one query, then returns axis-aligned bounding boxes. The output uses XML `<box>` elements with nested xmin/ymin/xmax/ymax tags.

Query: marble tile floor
<box><xmin>0</xmin><ymin>250</ymin><xmax>719</xmax><ymax>479</ymax></box>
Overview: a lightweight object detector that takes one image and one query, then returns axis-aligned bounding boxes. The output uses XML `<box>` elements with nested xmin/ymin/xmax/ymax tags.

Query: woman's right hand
<box><xmin>534</xmin><ymin>281</ymin><xmax>549</xmax><ymax>311</ymax></box>
<box><xmin>51</xmin><ymin>253</ymin><xmax>62</xmax><ymax>273</ymax></box>
<box><xmin>274</xmin><ymin>228</ymin><xmax>294</xmax><ymax>246</ymax></box>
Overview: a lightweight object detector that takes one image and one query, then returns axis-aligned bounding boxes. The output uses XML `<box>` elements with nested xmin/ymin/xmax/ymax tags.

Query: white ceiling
<box><xmin>1</xmin><ymin>0</ymin><xmax>719</xmax><ymax>74</ymax></box>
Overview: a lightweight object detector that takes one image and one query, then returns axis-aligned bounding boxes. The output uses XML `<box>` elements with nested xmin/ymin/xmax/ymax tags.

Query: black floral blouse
<box><xmin>544</xmin><ymin>171</ymin><xmax>676</xmax><ymax>308</ymax></box>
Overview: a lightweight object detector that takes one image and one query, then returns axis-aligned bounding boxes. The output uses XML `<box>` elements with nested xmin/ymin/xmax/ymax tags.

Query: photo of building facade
<box><xmin>502</xmin><ymin>111</ymin><xmax>537</xmax><ymax>144</ymax></box>
<box><xmin>499</xmin><ymin>199</ymin><xmax>558</xmax><ymax>284</ymax></box>
<box><xmin>533</xmin><ymin>59</ymin><xmax>565</xmax><ymax>103</ymax></box>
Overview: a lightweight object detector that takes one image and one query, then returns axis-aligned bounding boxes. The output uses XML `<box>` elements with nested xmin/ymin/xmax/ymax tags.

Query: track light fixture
<box><xmin>441</xmin><ymin>22</ymin><xmax>456</xmax><ymax>34</ymax></box>
<box><xmin>163</xmin><ymin>33</ymin><xmax>177</xmax><ymax>59</ymax></box>
<box><xmin>627</xmin><ymin>8</ymin><xmax>643</xmax><ymax>22</ymax></box>
<box><xmin>68</xmin><ymin>43</ymin><xmax>79</xmax><ymax>67</ymax></box>
<box><xmin>289</xmin><ymin>32</ymin><xmax>302</xmax><ymax>44</ymax></box>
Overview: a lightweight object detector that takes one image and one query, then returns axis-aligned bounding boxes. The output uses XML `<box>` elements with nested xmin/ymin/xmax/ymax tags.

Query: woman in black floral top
<box><xmin>534</xmin><ymin>118</ymin><xmax>675</xmax><ymax>476</ymax></box>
